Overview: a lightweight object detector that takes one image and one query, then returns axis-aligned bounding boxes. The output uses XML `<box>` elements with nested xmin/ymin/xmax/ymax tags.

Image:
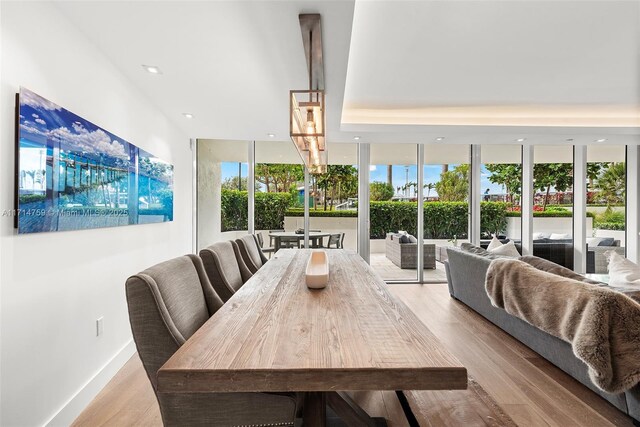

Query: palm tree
<box><xmin>424</xmin><ymin>182</ymin><xmax>435</xmax><ymax>198</ymax></box>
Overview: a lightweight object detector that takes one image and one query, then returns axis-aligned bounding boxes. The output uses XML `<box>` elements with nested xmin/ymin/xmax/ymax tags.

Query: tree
<box><xmin>255</xmin><ymin>163</ymin><xmax>303</xmax><ymax>192</ymax></box>
<box><xmin>597</xmin><ymin>162</ymin><xmax>625</xmax><ymax>207</ymax></box>
<box><xmin>533</xmin><ymin>163</ymin><xmax>573</xmax><ymax>210</ymax></box>
<box><xmin>222</xmin><ymin>176</ymin><xmax>249</xmax><ymax>191</ymax></box>
<box><xmin>485</xmin><ymin>164</ymin><xmax>522</xmax><ymax>203</ymax></box>
<box><xmin>435</xmin><ymin>164</ymin><xmax>469</xmax><ymax>202</ymax></box>
<box><xmin>424</xmin><ymin>182</ymin><xmax>435</xmax><ymax>198</ymax></box>
<box><xmin>370</xmin><ymin>181</ymin><xmax>394</xmax><ymax>201</ymax></box>
<box><xmin>315</xmin><ymin>165</ymin><xmax>358</xmax><ymax>210</ymax></box>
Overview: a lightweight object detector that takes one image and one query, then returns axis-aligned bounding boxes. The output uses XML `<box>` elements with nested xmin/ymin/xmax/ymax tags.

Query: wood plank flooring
<box><xmin>73</xmin><ymin>283</ymin><xmax>634</xmax><ymax>427</ymax></box>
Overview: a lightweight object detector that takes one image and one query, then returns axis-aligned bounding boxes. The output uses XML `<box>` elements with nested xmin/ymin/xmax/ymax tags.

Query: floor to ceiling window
<box><xmin>480</xmin><ymin>144</ymin><xmax>522</xmax><ymax>247</ymax></box>
<box><xmin>196</xmin><ymin>139</ymin><xmax>249</xmax><ymax>250</ymax></box>
<box><xmin>369</xmin><ymin>143</ymin><xmax>418</xmax><ymax>281</ymax></box>
<box><xmin>423</xmin><ymin>144</ymin><xmax>470</xmax><ymax>282</ymax></box>
<box><xmin>586</xmin><ymin>145</ymin><xmax>626</xmax><ymax>273</ymax></box>
<box><xmin>533</xmin><ymin>145</ymin><xmax>574</xmax><ymax>269</ymax></box>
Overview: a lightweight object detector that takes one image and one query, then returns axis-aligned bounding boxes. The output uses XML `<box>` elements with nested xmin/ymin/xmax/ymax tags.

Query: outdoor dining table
<box><xmin>157</xmin><ymin>249</ymin><xmax>467</xmax><ymax>426</ymax></box>
<box><xmin>269</xmin><ymin>230</ymin><xmax>331</xmax><ymax>250</ymax></box>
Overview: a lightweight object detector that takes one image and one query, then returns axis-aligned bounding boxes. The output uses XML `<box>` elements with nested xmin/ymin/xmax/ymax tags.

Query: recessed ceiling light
<box><xmin>435</xmin><ymin>137</ymin><xmax>445</xmax><ymax>141</ymax></box>
<box><xmin>267</xmin><ymin>133</ymin><xmax>275</xmax><ymax>138</ymax></box>
<box><xmin>142</xmin><ymin>65</ymin><xmax>162</xmax><ymax>74</ymax></box>
<box><xmin>566</xmin><ymin>138</ymin><xmax>574</xmax><ymax>142</ymax></box>
<box><xmin>516</xmin><ymin>138</ymin><xmax>526</xmax><ymax>142</ymax></box>
<box><xmin>182</xmin><ymin>113</ymin><xmax>194</xmax><ymax>119</ymax></box>
<box><xmin>596</xmin><ymin>138</ymin><xmax>607</xmax><ymax>142</ymax></box>
<box><xmin>353</xmin><ymin>136</ymin><xmax>361</xmax><ymax>140</ymax></box>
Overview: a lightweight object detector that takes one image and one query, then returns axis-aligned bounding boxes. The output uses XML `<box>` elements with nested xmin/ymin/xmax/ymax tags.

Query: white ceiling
<box><xmin>53</xmin><ymin>0</ymin><xmax>640</xmax><ymax>147</ymax></box>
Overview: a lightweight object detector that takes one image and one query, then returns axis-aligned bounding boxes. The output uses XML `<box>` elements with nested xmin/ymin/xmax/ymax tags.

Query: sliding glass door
<box><xmin>369</xmin><ymin>143</ymin><xmax>418</xmax><ymax>281</ymax></box>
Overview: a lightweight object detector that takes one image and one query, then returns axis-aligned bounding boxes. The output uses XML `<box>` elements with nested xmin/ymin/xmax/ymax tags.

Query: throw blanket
<box><xmin>486</xmin><ymin>258</ymin><xmax>640</xmax><ymax>394</ymax></box>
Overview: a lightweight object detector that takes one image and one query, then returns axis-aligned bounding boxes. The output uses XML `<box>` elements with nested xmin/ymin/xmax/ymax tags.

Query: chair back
<box><xmin>340</xmin><ymin>232</ymin><xmax>346</xmax><ymax>249</ymax></box>
<box><xmin>327</xmin><ymin>233</ymin><xmax>341</xmax><ymax>248</ymax></box>
<box><xmin>236</xmin><ymin>234</ymin><xmax>264</xmax><ymax>273</ymax></box>
<box><xmin>125</xmin><ymin>255</ymin><xmax>223</xmax><ymax>392</ymax></box>
<box><xmin>255</xmin><ymin>232</ymin><xmax>264</xmax><ymax>247</ymax></box>
<box><xmin>199</xmin><ymin>241</ymin><xmax>252</xmax><ymax>302</ymax></box>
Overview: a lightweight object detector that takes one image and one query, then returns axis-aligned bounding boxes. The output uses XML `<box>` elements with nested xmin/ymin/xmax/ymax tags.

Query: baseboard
<box><xmin>45</xmin><ymin>339</ymin><xmax>136</xmax><ymax>427</ymax></box>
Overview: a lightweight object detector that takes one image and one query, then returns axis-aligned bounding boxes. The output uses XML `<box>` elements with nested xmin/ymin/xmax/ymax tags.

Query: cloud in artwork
<box><xmin>20</xmin><ymin>89</ymin><xmax>61</xmax><ymax>111</ymax></box>
<box><xmin>32</xmin><ymin>113</ymin><xmax>40</xmax><ymax>119</ymax></box>
<box><xmin>48</xmin><ymin>124</ymin><xmax>129</xmax><ymax>160</ymax></box>
<box><xmin>20</xmin><ymin>123</ymin><xmax>47</xmax><ymax>136</ymax></box>
<box><xmin>35</xmin><ymin>118</ymin><xmax>46</xmax><ymax>125</ymax></box>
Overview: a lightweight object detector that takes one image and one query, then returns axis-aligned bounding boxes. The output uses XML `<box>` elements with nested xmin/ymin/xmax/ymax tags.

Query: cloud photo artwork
<box><xmin>16</xmin><ymin>88</ymin><xmax>174</xmax><ymax>233</ymax></box>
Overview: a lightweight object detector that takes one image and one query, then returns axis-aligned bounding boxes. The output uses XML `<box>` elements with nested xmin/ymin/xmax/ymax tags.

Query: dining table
<box><xmin>269</xmin><ymin>230</ymin><xmax>331</xmax><ymax>250</ymax></box>
<box><xmin>157</xmin><ymin>249</ymin><xmax>467</xmax><ymax>426</ymax></box>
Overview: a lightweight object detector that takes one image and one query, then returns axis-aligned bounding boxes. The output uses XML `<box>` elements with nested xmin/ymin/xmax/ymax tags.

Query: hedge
<box><xmin>595</xmin><ymin>221</ymin><xmax>625</xmax><ymax>231</ymax></box>
<box><xmin>285</xmin><ymin>209</ymin><xmax>357</xmax><ymax>217</ymax></box>
<box><xmin>221</xmin><ymin>190</ymin><xmax>292</xmax><ymax>231</ymax></box>
<box><xmin>506</xmin><ymin>211</ymin><xmax>596</xmax><ymax>218</ymax></box>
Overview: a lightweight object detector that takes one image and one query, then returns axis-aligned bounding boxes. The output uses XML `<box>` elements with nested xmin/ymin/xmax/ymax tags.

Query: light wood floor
<box><xmin>73</xmin><ymin>284</ymin><xmax>634</xmax><ymax>427</ymax></box>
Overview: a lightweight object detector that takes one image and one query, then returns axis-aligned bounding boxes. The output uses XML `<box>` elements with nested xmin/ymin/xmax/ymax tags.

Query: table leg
<box><xmin>326</xmin><ymin>392</ymin><xmax>387</xmax><ymax>427</ymax></box>
<box><xmin>303</xmin><ymin>392</ymin><xmax>326</xmax><ymax>427</ymax></box>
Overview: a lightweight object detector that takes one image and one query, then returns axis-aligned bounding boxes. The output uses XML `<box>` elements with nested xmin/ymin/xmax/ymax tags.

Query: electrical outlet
<box><xmin>96</xmin><ymin>317</ymin><xmax>104</xmax><ymax>337</ymax></box>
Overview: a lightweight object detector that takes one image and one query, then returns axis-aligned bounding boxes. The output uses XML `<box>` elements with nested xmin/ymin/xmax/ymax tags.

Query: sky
<box><xmin>221</xmin><ymin>162</ymin><xmax>507</xmax><ymax>196</ymax></box>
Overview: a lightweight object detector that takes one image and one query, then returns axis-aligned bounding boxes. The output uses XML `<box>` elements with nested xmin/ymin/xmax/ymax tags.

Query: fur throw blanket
<box><xmin>486</xmin><ymin>258</ymin><xmax>640</xmax><ymax>394</ymax></box>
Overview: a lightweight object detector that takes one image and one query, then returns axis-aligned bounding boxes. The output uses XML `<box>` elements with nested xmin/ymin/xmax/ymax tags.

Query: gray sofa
<box><xmin>385</xmin><ymin>233</ymin><xmax>436</xmax><ymax>269</ymax></box>
<box><xmin>444</xmin><ymin>249</ymin><xmax>640</xmax><ymax>425</ymax></box>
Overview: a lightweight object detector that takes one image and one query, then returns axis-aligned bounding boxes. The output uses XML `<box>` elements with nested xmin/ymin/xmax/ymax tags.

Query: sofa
<box><xmin>385</xmin><ymin>233</ymin><xmax>436</xmax><ymax>269</ymax></box>
<box><xmin>444</xmin><ymin>248</ymin><xmax>640</xmax><ymax>424</ymax></box>
<box><xmin>588</xmin><ymin>238</ymin><xmax>625</xmax><ymax>274</ymax></box>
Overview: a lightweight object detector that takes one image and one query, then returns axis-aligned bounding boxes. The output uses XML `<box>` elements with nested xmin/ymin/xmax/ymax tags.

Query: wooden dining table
<box><xmin>158</xmin><ymin>249</ymin><xmax>467</xmax><ymax>426</ymax></box>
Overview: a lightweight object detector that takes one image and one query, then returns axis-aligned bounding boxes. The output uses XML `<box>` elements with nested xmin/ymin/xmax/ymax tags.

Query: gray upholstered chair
<box><xmin>125</xmin><ymin>255</ymin><xmax>297</xmax><ymax>426</ymax></box>
<box><xmin>256</xmin><ymin>232</ymin><xmax>276</xmax><ymax>258</ymax></box>
<box><xmin>199</xmin><ymin>241</ymin><xmax>252</xmax><ymax>302</ymax></box>
<box><xmin>235</xmin><ymin>235</ymin><xmax>265</xmax><ymax>274</ymax></box>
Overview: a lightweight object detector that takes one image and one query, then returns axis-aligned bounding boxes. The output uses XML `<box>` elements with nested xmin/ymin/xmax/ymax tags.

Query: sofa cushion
<box><xmin>487</xmin><ymin>236</ymin><xmax>503</xmax><ymax>251</ymax></box>
<box><xmin>586</xmin><ymin>237</ymin><xmax>605</xmax><ymax>247</ymax></box>
<box><xmin>550</xmin><ymin>233</ymin><xmax>570</xmax><ymax>240</ymax></box>
<box><xmin>598</xmin><ymin>237</ymin><xmax>616</xmax><ymax>247</ymax></box>
<box><xmin>460</xmin><ymin>243</ymin><xmax>511</xmax><ymax>260</ymax></box>
<box><xmin>408</xmin><ymin>235</ymin><xmax>418</xmax><ymax>243</ymax></box>
<box><xmin>399</xmin><ymin>234</ymin><xmax>411</xmax><ymax>244</ymax></box>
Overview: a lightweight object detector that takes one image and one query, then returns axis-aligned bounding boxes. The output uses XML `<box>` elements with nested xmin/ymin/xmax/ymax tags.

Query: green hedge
<box><xmin>221</xmin><ymin>190</ymin><xmax>293</xmax><ymax>231</ymax></box>
<box><xmin>506</xmin><ymin>211</ymin><xmax>596</xmax><ymax>218</ymax></box>
<box><xmin>285</xmin><ymin>209</ymin><xmax>357</xmax><ymax>217</ymax></box>
<box><xmin>595</xmin><ymin>221</ymin><xmax>625</xmax><ymax>231</ymax></box>
<box><xmin>370</xmin><ymin>202</ymin><xmax>418</xmax><ymax>239</ymax></box>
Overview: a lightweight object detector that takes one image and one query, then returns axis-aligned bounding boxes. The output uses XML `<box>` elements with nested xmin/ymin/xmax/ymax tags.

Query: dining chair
<box><xmin>326</xmin><ymin>233</ymin><xmax>341</xmax><ymax>249</ymax></box>
<box><xmin>199</xmin><ymin>241</ymin><xmax>252</xmax><ymax>302</ymax></box>
<box><xmin>125</xmin><ymin>255</ymin><xmax>297</xmax><ymax>426</ymax></box>
<box><xmin>339</xmin><ymin>232</ymin><xmax>346</xmax><ymax>249</ymax></box>
<box><xmin>269</xmin><ymin>229</ymin><xmax>285</xmax><ymax>248</ymax></box>
<box><xmin>256</xmin><ymin>232</ymin><xmax>276</xmax><ymax>258</ymax></box>
<box><xmin>235</xmin><ymin>235</ymin><xmax>265</xmax><ymax>274</ymax></box>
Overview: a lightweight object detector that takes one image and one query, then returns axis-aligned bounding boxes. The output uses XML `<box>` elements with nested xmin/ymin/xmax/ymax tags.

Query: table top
<box><xmin>157</xmin><ymin>249</ymin><xmax>467</xmax><ymax>393</ymax></box>
<box><xmin>269</xmin><ymin>231</ymin><xmax>330</xmax><ymax>238</ymax></box>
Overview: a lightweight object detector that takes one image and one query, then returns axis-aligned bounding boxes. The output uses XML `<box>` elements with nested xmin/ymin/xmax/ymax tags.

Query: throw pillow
<box><xmin>533</xmin><ymin>232</ymin><xmax>550</xmax><ymax>239</ymax></box>
<box><xmin>598</xmin><ymin>237</ymin><xmax>615</xmax><ymax>247</ymax></box>
<box><xmin>586</xmin><ymin>237</ymin><xmax>605</xmax><ymax>247</ymax></box>
<box><xmin>398</xmin><ymin>230</ymin><xmax>408</xmax><ymax>236</ymax></box>
<box><xmin>408</xmin><ymin>235</ymin><xmax>418</xmax><ymax>243</ymax></box>
<box><xmin>607</xmin><ymin>251</ymin><xmax>640</xmax><ymax>288</ymax></box>
<box><xmin>487</xmin><ymin>236</ymin><xmax>503</xmax><ymax>251</ymax></box>
<box><xmin>489</xmin><ymin>240</ymin><xmax>521</xmax><ymax>257</ymax></box>
<box><xmin>399</xmin><ymin>234</ymin><xmax>411</xmax><ymax>244</ymax></box>
<box><xmin>549</xmin><ymin>233</ymin><xmax>570</xmax><ymax>240</ymax></box>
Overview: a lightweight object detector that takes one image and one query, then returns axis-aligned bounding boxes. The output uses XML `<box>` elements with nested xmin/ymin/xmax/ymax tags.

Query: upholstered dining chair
<box><xmin>125</xmin><ymin>255</ymin><xmax>297</xmax><ymax>426</ymax></box>
<box><xmin>235</xmin><ymin>235</ymin><xmax>265</xmax><ymax>274</ymax></box>
<box><xmin>199</xmin><ymin>241</ymin><xmax>252</xmax><ymax>302</ymax></box>
<box><xmin>255</xmin><ymin>232</ymin><xmax>276</xmax><ymax>258</ymax></box>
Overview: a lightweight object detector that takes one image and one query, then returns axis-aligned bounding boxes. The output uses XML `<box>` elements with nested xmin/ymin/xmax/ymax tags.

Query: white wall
<box><xmin>0</xmin><ymin>3</ymin><xmax>192</xmax><ymax>426</ymax></box>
